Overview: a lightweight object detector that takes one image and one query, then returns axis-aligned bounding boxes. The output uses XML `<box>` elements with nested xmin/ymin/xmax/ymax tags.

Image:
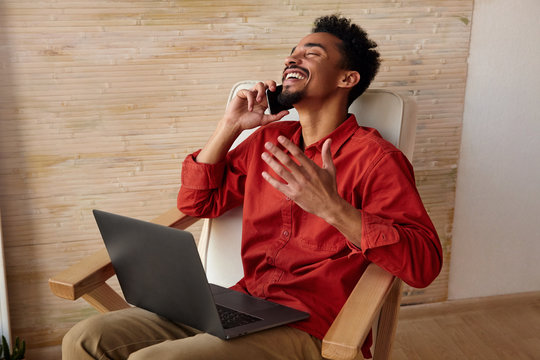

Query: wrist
<box><xmin>217</xmin><ymin>116</ymin><xmax>243</xmax><ymax>139</ymax></box>
<box><xmin>323</xmin><ymin>196</ymin><xmax>363</xmax><ymax>248</ymax></box>
<box><xmin>323</xmin><ymin>196</ymin><xmax>351</xmax><ymax>227</ymax></box>
<box><xmin>196</xmin><ymin>118</ymin><xmax>242</xmax><ymax>164</ymax></box>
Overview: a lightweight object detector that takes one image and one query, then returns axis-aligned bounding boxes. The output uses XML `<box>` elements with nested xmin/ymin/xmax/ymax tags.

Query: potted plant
<box><xmin>0</xmin><ymin>335</ymin><xmax>25</xmax><ymax>360</ymax></box>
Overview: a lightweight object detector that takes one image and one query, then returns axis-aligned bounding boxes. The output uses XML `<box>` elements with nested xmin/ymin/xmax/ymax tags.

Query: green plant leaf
<box><xmin>1</xmin><ymin>336</ymin><xmax>10</xmax><ymax>360</ymax></box>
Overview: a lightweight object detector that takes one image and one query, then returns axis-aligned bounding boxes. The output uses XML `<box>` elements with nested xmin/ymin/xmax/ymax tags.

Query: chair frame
<box><xmin>49</xmin><ymin>85</ymin><xmax>413</xmax><ymax>359</ymax></box>
<box><xmin>49</xmin><ymin>207</ymin><xmax>400</xmax><ymax>360</ymax></box>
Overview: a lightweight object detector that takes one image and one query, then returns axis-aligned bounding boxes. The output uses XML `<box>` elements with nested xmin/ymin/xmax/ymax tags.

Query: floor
<box><xmin>391</xmin><ymin>291</ymin><xmax>540</xmax><ymax>360</ymax></box>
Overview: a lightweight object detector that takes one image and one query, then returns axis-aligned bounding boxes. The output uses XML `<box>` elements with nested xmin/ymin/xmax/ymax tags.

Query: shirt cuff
<box><xmin>359</xmin><ymin>211</ymin><xmax>401</xmax><ymax>251</ymax></box>
<box><xmin>181</xmin><ymin>151</ymin><xmax>226</xmax><ymax>190</ymax></box>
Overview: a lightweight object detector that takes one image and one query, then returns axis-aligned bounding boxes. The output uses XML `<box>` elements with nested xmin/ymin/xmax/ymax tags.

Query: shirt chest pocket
<box><xmin>298</xmin><ymin>211</ymin><xmax>349</xmax><ymax>252</ymax></box>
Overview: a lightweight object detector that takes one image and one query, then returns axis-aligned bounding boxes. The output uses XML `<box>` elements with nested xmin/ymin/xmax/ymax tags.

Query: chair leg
<box><xmin>373</xmin><ymin>279</ymin><xmax>402</xmax><ymax>360</ymax></box>
<box><xmin>82</xmin><ymin>283</ymin><xmax>130</xmax><ymax>313</ymax></box>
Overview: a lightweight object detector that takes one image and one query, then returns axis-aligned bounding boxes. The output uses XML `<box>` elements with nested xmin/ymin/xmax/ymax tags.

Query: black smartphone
<box><xmin>266</xmin><ymin>85</ymin><xmax>293</xmax><ymax>115</ymax></box>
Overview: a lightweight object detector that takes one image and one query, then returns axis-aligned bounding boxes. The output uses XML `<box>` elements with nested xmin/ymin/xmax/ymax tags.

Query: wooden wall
<box><xmin>0</xmin><ymin>1</ymin><xmax>472</xmax><ymax>358</ymax></box>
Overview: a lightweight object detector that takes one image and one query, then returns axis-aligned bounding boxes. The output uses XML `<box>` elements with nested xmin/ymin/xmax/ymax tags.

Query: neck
<box><xmin>296</xmin><ymin>96</ymin><xmax>349</xmax><ymax>147</ymax></box>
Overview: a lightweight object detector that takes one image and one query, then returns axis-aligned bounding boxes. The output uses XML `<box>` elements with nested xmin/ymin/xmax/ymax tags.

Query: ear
<box><xmin>338</xmin><ymin>71</ymin><xmax>360</xmax><ymax>89</ymax></box>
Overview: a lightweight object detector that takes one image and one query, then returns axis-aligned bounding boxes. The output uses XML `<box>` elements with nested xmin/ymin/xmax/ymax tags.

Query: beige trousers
<box><xmin>62</xmin><ymin>307</ymin><xmax>324</xmax><ymax>360</ymax></box>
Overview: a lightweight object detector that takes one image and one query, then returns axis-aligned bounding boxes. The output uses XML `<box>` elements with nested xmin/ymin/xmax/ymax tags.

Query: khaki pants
<box><xmin>62</xmin><ymin>307</ymin><xmax>324</xmax><ymax>360</ymax></box>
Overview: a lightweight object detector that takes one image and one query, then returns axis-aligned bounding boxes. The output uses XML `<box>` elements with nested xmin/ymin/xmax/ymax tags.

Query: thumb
<box><xmin>321</xmin><ymin>138</ymin><xmax>335</xmax><ymax>174</ymax></box>
<box><xmin>260</xmin><ymin>110</ymin><xmax>290</xmax><ymax>126</ymax></box>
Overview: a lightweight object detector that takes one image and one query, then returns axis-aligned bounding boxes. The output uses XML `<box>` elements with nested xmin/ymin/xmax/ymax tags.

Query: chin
<box><xmin>278</xmin><ymin>89</ymin><xmax>305</xmax><ymax>109</ymax></box>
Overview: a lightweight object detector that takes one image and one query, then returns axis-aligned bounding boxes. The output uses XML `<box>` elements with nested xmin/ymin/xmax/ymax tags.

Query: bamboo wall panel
<box><xmin>0</xmin><ymin>1</ymin><xmax>472</xmax><ymax>358</ymax></box>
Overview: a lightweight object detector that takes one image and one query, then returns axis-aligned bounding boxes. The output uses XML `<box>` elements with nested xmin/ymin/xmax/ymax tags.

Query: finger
<box><xmin>321</xmin><ymin>138</ymin><xmax>335</xmax><ymax>174</ymax></box>
<box><xmin>237</xmin><ymin>89</ymin><xmax>256</xmax><ymax>111</ymax></box>
<box><xmin>261</xmin><ymin>151</ymin><xmax>295</xmax><ymax>184</ymax></box>
<box><xmin>262</xmin><ymin>171</ymin><xmax>291</xmax><ymax>197</ymax></box>
<box><xmin>264</xmin><ymin>141</ymin><xmax>304</xmax><ymax>175</ymax></box>
<box><xmin>276</xmin><ymin>136</ymin><xmax>314</xmax><ymax>169</ymax></box>
<box><xmin>253</xmin><ymin>82</ymin><xmax>268</xmax><ymax>102</ymax></box>
<box><xmin>264</xmin><ymin>80</ymin><xmax>278</xmax><ymax>93</ymax></box>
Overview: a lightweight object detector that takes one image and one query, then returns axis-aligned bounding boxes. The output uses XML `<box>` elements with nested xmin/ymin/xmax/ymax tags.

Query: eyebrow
<box><xmin>290</xmin><ymin>42</ymin><xmax>328</xmax><ymax>55</ymax></box>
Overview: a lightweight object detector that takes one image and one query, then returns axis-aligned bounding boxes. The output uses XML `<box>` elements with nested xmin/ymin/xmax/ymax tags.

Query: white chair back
<box><xmin>197</xmin><ymin>81</ymin><xmax>416</xmax><ymax>287</ymax></box>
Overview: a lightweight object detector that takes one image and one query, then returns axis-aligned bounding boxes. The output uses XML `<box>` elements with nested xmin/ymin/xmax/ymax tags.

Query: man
<box><xmin>63</xmin><ymin>15</ymin><xmax>442</xmax><ymax>360</ymax></box>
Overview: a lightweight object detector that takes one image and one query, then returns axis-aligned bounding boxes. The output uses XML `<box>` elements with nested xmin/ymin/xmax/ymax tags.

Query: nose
<box><xmin>284</xmin><ymin>54</ymin><xmax>301</xmax><ymax>67</ymax></box>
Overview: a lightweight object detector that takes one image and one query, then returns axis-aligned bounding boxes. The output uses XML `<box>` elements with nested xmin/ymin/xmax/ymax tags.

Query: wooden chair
<box><xmin>49</xmin><ymin>81</ymin><xmax>417</xmax><ymax>360</ymax></box>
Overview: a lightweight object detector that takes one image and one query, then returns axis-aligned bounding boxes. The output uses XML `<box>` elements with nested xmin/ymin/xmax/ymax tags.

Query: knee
<box><xmin>126</xmin><ymin>342</ymin><xmax>168</xmax><ymax>360</ymax></box>
<box><xmin>62</xmin><ymin>314</ymin><xmax>110</xmax><ymax>360</ymax></box>
<box><xmin>126</xmin><ymin>348</ymin><xmax>146</xmax><ymax>360</ymax></box>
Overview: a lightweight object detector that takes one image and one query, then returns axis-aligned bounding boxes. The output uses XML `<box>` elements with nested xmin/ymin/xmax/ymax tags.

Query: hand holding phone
<box><xmin>266</xmin><ymin>85</ymin><xmax>294</xmax><ymax>115</ymax></box>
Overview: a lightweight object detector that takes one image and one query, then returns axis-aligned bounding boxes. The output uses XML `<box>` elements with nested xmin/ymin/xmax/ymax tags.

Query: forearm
<box><xmin>196</xmin><ymin>118</ymin><xmax>242</xmax><ymax>164</ymax></box>
<box><xmin>323</xmin><ymin>194</ymin><xmax>442</xmax><ymax>288</ymax></box>
<box><xmin>323</xmin><ymin>196</ymin><xmax>363</xmax><ymax>249</ymax></box>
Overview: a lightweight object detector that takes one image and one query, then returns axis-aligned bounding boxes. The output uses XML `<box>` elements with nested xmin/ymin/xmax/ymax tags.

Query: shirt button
<box><xmin>282</xmin><ymin>230</ymin><xmax>289</xmax><ymax>237</ymax></box>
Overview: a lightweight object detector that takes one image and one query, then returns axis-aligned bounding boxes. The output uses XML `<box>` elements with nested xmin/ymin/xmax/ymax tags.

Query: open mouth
<box><xmin>282</xmin><ymin>66</ymin><xmax>309</xmax><ymax>83</ymax></box>
<box><xmin>285</xmin><ymin>72</ymin><xmax>306</xmax><ymax>80</ymax></box>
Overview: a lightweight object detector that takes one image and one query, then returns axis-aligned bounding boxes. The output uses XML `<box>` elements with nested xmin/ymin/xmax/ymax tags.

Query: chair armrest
<box><xmin>49</xmin><ymin>207</ymin><xmax>200</xmax><ymax>302</ymax></box>
<box><xmin>151</xmin><ymin>207</ymin><xmax>201</xmax><ymax>229</ymax></box>
<box><xmin>322</xmin><ymin>263</ymin><xmax>396</xmax><ymax>360</ymax></box>
<box><xmin>49</xmin><ymin>248</ymin><xmax>114</xmax><ymax>301</ymax></box>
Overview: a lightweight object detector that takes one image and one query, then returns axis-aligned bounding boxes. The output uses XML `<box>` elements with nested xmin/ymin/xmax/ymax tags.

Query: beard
<box><xmin>278</xmin><ymin>87</ymin><xmax>305</xmax><ymax>109</ymax></box>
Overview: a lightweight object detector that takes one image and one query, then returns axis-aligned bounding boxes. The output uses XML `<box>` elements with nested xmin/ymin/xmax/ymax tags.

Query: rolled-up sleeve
<box><xmin>180</xmin><ymin>151</ymin><xmax>226</xmax><ymax>190</ymax></box>
<box><xmin>178</xmin><ymin>134</ymin><xmax>253</xmax><ymax>219</ymax></box>
<box><xmin>350</xmin><ymin>151</ymin><xmax>443</xmax><ymax>288</ymax></box>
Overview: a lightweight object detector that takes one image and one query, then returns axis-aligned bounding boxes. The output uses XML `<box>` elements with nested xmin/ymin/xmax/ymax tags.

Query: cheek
<box><xmin>315</xmin><ymin>65</ymin><xmax>340</xmax><ymax>81</ymax></box>
<box><xmin>314</xmin><ymin>72</ymin><xmax>340</xmax><ymax>89</ymax></box>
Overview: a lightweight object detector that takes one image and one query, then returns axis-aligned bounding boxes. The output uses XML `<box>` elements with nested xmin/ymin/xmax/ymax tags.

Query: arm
<box><xmin>262</xmin><ymin>136</ymin><xmax>442</xmax><ymax>288</ymax></box>
<box><xmin>178</xmin><ymin>81</ymin><xmax>289</xmax><ymax>217</ymax></box>
<box><xmin>355</xmin><ymin>151</ymin><xmax>443</xmax><ymax>288</ymax></box>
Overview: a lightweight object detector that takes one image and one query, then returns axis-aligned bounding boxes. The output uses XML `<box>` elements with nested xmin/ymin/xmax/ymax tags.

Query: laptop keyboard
<box><xmin>216</xmin><ymin>305</ymin><xmax>262</xmax><ymax>329</ymax></box>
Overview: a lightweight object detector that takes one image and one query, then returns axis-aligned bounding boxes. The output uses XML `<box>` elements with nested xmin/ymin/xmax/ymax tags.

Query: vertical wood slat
<box><xmin>373</xmin><ymin>279</ymin><xmax>403</xmax><ymax>360</ymax></box>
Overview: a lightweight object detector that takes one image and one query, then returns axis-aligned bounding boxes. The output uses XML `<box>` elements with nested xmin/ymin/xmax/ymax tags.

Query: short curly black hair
<box><xmin>312</xmin><ymin>15</ymin><xmax>380</xmax><ymax>105</ymax></box>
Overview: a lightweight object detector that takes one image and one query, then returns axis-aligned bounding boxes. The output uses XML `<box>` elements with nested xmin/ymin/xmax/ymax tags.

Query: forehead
<box><xmin>294</xmin><ymin>32</ymin><xmax>343</xmax><ymax>53</ymax></box>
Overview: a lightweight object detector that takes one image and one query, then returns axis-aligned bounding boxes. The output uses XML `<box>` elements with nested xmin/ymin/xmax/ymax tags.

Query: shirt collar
<box><xmin>290</xmin><ymin>114</ymin><xmax>359</xmax><ymax>157</ymax></box>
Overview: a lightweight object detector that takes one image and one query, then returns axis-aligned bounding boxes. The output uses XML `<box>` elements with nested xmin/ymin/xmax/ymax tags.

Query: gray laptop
<box><xmin>93</xmin><ymin>209</ymin><xmax>309</xmax><ymax>339</ymax></box>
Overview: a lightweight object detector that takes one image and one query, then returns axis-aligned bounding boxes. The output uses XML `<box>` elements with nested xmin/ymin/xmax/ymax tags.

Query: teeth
<box><xmin>286</xmin><ymin>72</ymin><xmax>306</xmax><ymax>80</ymax></box>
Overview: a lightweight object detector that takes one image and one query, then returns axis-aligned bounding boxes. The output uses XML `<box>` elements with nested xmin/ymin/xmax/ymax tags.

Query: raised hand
<box><xmin>261</xmin><ymin>136</ymin><xmax>345</xmax><ymax>221</ymax></box>
<box><xmin>196</xmin><ymin>81</ymin><xmax>289</xmax><ymax>165</ymax></box>
<box><xmin>223</xmin><ymin>81</ymin><xmax>290</xmax><ymax>133</ymax></box>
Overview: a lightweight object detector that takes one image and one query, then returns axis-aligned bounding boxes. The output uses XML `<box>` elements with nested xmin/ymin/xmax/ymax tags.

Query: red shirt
<box><xmin>178</xmin><ymin>115</ymin><xmax>442</xmax><ymax>356</ymax></box>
